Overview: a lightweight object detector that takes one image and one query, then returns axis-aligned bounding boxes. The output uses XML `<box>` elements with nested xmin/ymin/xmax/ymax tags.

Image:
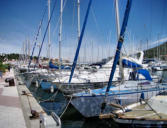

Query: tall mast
<box><xmin>115</xmin><ymin>0</ymin><xmax>124</xmax><ymax>81</ymax></box>
<box><xmin>77</xmin><ymin>0</ymin><xmax>81</xmax><ymax>64</ymax></box>
<box><xmin>26</xmin><ymin>39</ymin><xmax>28</xmax><ymax>62</ymax></box>
<box><xmin>91</xmin><ymin>40</ymin><xmax>93</xmax><ymax>63</ymax></box>
<box><xmin>158</xmin><ymin>33</ymin><xmax>160</xmax><ymax>60</ymax></box>
<box><xmin>28</xmin><ymin>39</ymin><xmax>30</xmax><ymax>59</ymax></box>
<box><xmin>105</xmin><ymin>0</ymin><xmax>132</xmax><ymax>94</ymax></box>
<box><xmin>28</xmin><ymin>7</ymin><xmax>46</xmax><ymax>70</ymax></box>
<box><xmin>35</xmin><ymin>0</ymin><xmax>56</xmax><ymax>68</ymax></box>
<box><xmin>77</xmin><ymin>0</ymin><xmax>80</xmax><ymax>42</ymax></box>
<box><xmin>115</xmin><ymin>0</ymin><xmax>120</xmax><ymax>38</ymax></box>
<box><xmin>48</xmin><ymin>0</ymin><xmax>51</xmax><ymax>59</ymax></box>
<box><xmin>23</xmin><ymin>41</ymin><xmax>25</xmax><ymax>63</ymax></box>
<box><xmin>68</xmin><ymin>0</ymin><xmax>92</xmax><ymax>83</ymax></box>
<box><xmin>59</xmin><ymin>0</ymin><xmax>63</xmax><ymax>65</ymax></box>
<box><xmin>24</xmin><ymin>40</ymin><xmax>27</xmax><ymax>63</ymax></box>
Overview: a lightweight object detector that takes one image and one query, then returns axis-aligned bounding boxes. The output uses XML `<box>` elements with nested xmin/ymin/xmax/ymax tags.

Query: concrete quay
<box><xmin>0</xmin><ymin>69</ymin><xmax>60</xmax><ymax>128</ymax></box>
<box><xmin>0</xmin><ymin>69</ymin><xmax>26</xmax><ymax>128</ymax></box>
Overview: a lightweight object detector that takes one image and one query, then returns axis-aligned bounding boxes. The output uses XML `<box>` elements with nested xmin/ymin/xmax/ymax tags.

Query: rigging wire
<box><xmin>160</xmin><ymin>0</ymin><xmax>166</xmax><ymax>36</ymax></box>
<box><xmin>35</xmin><ymin>0</ymin><xmax>58</xmax><ymax>67</ymax></box>
<box><xmin>71</xmin><ymin>0</ymin><xmax>76</xmax><ymax>28</ymax></box>
<box><xmin>160</xmin><ymin>0</ymin><xmax>166</xmax><ymax>55</ymax></box>
<box><xmin>149</xmin><ymin>0</ymin><xmax>153</xmax><ymax>45</ymax></box>
<box><xmin>28</xmin><ymin>6</ymin><xmax>47</xmax><ymax>70</ymax></box>
<box><xmin>52</xmin><ymin>0</ymin><xmax>67</xmax><ymax>42</ymax></box>
<box><xmin>68</xmin><ymin>0</ymin><xmax>92</xmax><ymax>83</ymax></box>
<box><xmin>91</xmin><ymin>6</ymin><xmax>100</xmax><ymax>34</ymax></box>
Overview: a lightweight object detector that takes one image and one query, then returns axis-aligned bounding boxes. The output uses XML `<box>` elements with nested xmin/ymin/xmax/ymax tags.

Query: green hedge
<box><xmin>0</xmin><ymin>63</ymin><xmax>9</xmax><ymax>73</ymax></box>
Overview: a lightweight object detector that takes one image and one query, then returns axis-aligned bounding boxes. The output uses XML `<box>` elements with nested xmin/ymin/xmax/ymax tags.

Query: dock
<box><xmin>0</xmin><ymin>69</ymin><xmax>26</xmax><ymax>128</ymax></box>
<box><xmin>0</xmin><ymin>69</ymin><xmax>60</xmax><ymax>128</ymax></box>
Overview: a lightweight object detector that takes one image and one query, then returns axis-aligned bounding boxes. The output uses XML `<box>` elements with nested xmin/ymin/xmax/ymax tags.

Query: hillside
<box><xmin>144</xmin><ymin>41</ymin><xmax>167</xmax><ymax>59</ymax></box>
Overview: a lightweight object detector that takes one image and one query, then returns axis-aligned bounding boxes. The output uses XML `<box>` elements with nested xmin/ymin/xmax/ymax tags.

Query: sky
<box><xmin>0</xmin><ymin>0</ymin><xmax>167</xmax><ymax>62</ymax></box>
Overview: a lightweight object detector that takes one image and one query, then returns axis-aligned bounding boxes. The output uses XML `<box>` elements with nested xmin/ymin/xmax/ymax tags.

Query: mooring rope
<box><xmin>59</xmin><ymin>95</ymin><xmax>73</xmax><ymax>118</ymax></box>
<box><xmin>38</xmin><ymin>90</ymin><xmax>59</xmax><ymax>103</ymax></box>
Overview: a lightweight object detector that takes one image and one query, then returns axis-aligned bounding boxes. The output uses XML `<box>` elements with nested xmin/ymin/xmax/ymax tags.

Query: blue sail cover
<box><xmin>49</xmin><ymin>61</ymin><xmax>70</xmax><ymax>70</ymax></box>
<box><xmin>122</xmin><ymin>59</ymin><xmax>142</xmax><ymax>68</ymax></box>
<box><xmin>135</xmin><ymin>69</ymin><xmax>152</xmax><ymax>81</ymax></box>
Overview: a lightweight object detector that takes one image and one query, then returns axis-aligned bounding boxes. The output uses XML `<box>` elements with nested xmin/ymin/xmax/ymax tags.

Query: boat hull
<box><xmin>70</xmin><ymin>88</ymin><xmax>166</xmax><ymax>118</ymax></box>
<box><xmin>55</xmin><ymin>82</ymin><xmax>108</xmax><ymax>94</ymax></box>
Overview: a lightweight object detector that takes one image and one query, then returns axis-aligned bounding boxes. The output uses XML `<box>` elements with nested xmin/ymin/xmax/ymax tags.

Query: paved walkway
<box><xmin>0</xmin><ymin>69</ymin><xmax>26</xmax><ymax>128</ymax></box>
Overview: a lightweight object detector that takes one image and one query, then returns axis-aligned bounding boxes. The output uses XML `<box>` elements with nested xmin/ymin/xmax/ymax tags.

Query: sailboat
<box><xmin>66</xmin><ymin>0</ymin><xmax>167</xmax><ymax>118</ymax></box>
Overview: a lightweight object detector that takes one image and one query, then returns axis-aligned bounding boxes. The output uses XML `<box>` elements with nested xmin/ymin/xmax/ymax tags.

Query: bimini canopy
<box><xmin>122</xmin><ymin>59</ymin><xmax>142</xmax><ymax>69</ymax></box>
<box><xmin>135</xmin><ymin>69</ymin><xmax>152</xmax><ymax>81</ymax></box>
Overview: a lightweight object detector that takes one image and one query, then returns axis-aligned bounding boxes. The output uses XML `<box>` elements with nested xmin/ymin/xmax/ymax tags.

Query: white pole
<box><xmin>91</xmin><ymin>40</ymin><xmax>93</xmax><ymax>63</ymax></box>
<box><xmin>77</xmin><ymin>0</ymin><xmax>80</xmax><ymax>64</ymax></box>
<box><xmin>77</xmin><ymin>0</ymin><xmax>80</xmax><ymax>41</ymax></box>
<box><xmin>28</xmin><ymin>39</ymin><xmax>30</xmax><ymax>59</ymax></box>
<box><xmin>25</xmin><ymin>40</ymin><xmax>27</xmax><ymax>59</ymax></box>
<box><xmin>115</xmin><ymin>0</ymin><xmax>120</xmax><ymax>39</ymax></box>
<box><xmin>59</xmin><ymin>0</ymin><xmax>63</xmax><ymax>66</ymax></box>
<box><xmin>114</xmin><ymin>0</ymin><xmax>124</xmax><ymax>81</ymax></box>
<box><xmin>48</xmin><ymin>0</ymin><xmax>51</xmax><ymax>59</ymax></box>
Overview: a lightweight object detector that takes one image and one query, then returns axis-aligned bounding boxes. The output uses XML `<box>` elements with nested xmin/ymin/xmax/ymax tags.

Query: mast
<box><xmin>115</xmin><ymin>0</ymin><xmax>120</xmax><ymax>38</ymax></box>
<box><xmin>35</xmin><ymin>0</ymin><xmax>56</xmax><ymax>68</ymax></box>
<box><xmin>28</xmin><ymin>7</ymin><xmax>46</xmax><ymax>70</ymax></box>
<box><xmin>25</xmin><ymin>40</ymin><xmax>28</xmax><ymax>63</ymax></box>
<box><xmin>24</xmin><ymin>41</ymin><xmax>26</xmax><ymax>63</ymax></box>
<box><xmin>68</xmin><ymin>0</ymin><xmax>92</xmax><ymax>83</ymax></box>
<box><xmin>105</xmin><ymin>0</ymin><xmax>132</xmax><ymax>94</ymax></box>
<box><xmin>23</xmin><ymin>41</ymin><xmax>25</xmax><ymax>64</ymax></box>
<box><xmin>77</xmin><ymin>0</ymin><xmax>81</xmax><ymax>64</ymax></box>
<box><xmin>91</xmin><ymin>40</ymin><xmax>93</xmax><ymax>63</ymax></box>
<box><xmin>77</xmin><ymin>0</ymin><xmax>80</xmax><ymax>42</ymax></box>
<box><xmin>28</xmin><ymin>39</ymin><xmax>30</xmax><ymax>60</ymax></box>
<box><xmin>59</xmin><ymin>0</ymin><xmax>63</xmax><ymax>66</ymax></box>
<box><xmin>97</xmin><ymin>46</ymin><xmax>99</xmax><ymax>62</ymax></box>
<box><xmin>115</xmin><ymin>0</ymin><xmax>124</xmax><ymax>81</ymax></box>
<box><xmin>158</xmin><ymin>33</ymin><xmax>160</xmax><ymax>60</ymax></box>
<box><xmin>157</xmin><ymin>35</ymin><xmax>159</xmax><ymax>59</ymax></box>
<box><xmin>84</xmin><ymin>43</ymin><xmax>87</xmax><ymax>62</ymax></box>
<box><xmin>48</xmin><ymin>0</ymin><xmax>51</xmax><ymax>59</ymax></box>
